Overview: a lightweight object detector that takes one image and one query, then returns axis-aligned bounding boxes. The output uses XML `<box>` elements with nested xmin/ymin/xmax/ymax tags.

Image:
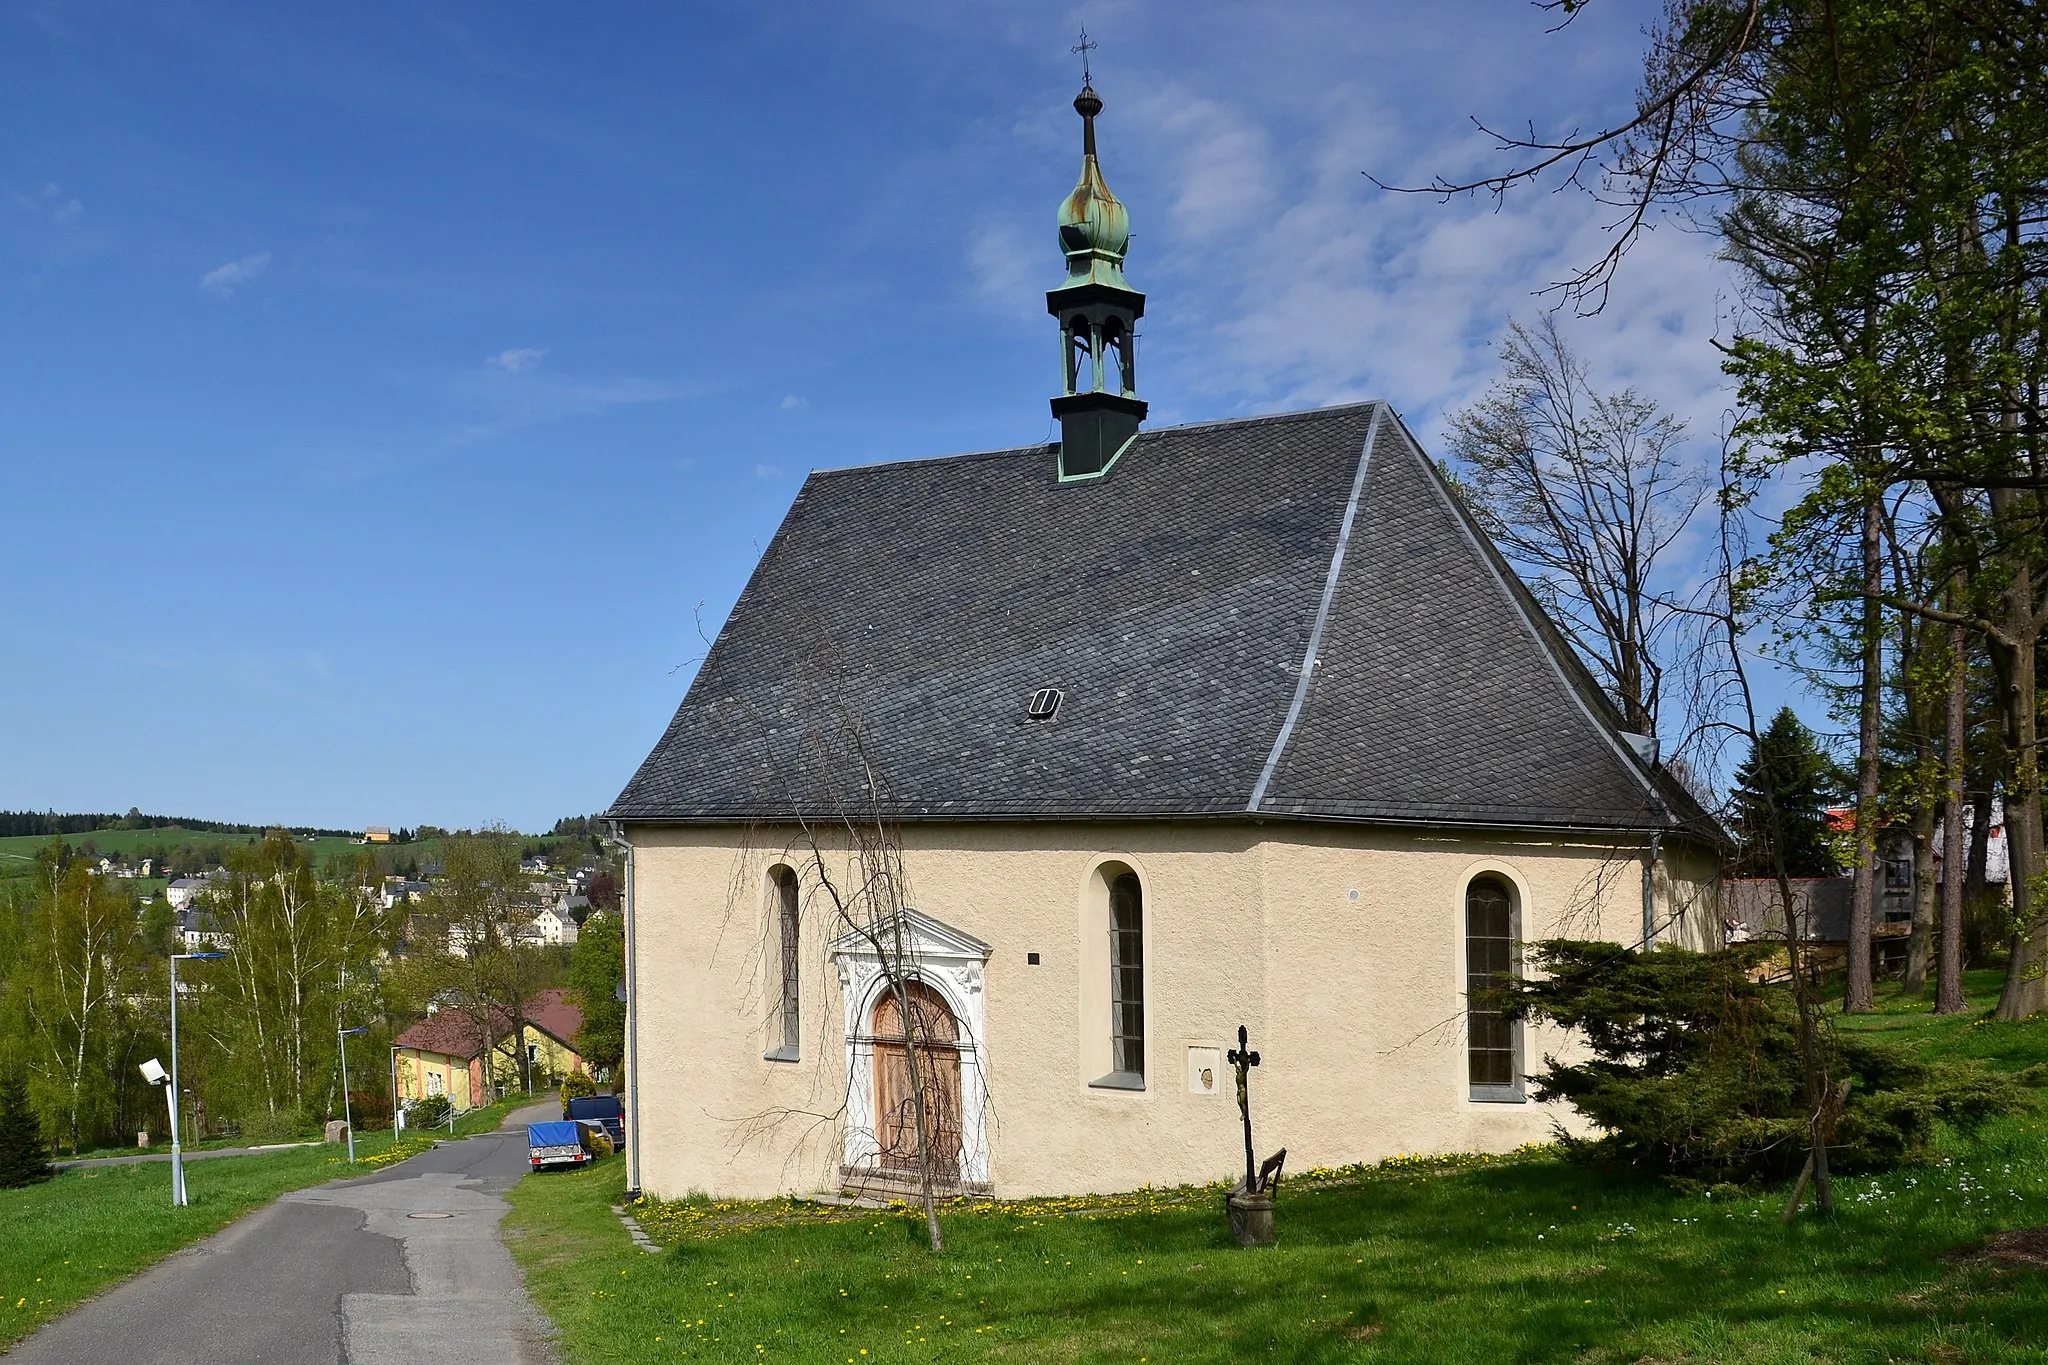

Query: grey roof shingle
<box><xmin>610</xmin><ymin>402</ymin><xmax>1710</xmax><ymax>835</ymax></box>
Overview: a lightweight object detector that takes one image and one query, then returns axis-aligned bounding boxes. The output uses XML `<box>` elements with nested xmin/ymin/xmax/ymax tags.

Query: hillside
<box><xmin>0</xmin><ymin>815</ymin><xmax>607</xmax><ymax>890</ymax></box>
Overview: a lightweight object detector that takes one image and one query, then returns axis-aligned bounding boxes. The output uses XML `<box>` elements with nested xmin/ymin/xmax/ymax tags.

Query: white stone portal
<box><xmin>831</xmin><ymin>907</ymin><xmax>993</xmax><ymax>1188</ymax></box>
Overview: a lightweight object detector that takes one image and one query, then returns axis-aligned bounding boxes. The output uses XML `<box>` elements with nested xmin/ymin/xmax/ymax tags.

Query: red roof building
<box><xmin>394</xmin><ymin>989</ymin><xmax>586</xmax><ymax>1112</ymax></box>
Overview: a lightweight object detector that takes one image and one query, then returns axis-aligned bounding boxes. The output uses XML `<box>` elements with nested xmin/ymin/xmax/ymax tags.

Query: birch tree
<box><xmin>18</xmin><ymin>841</ymin><xmax>144</xmax><ymax>1153</ymax></box>
<box><xmin>204</xmin><ymin>834</ymin><xmax>392</xmax><ymax>1128</ymax></box>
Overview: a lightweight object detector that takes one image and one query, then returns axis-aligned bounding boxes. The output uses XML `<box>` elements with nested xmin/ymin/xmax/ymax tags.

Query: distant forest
<box><xmin>0</xmin><ymin>809</ymin><xmax>357</xmax><ymax>839</ymax></box>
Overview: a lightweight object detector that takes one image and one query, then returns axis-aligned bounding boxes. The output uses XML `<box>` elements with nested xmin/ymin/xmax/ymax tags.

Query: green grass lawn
<box><xmin>504</xmin><ymin>972</ymin><xmax>2048</xmax><ymax>1364</ymax></box>
<box><xmin>456</xmin><ymin>1093</ymin><xmax>550</xmax><ymax>1135</ymax></box>
<box><xmin>52</xmin><ymin>1082</ymin><xmax>543</xmax><ymax>1163</ymax></box>
<box><xmin>0</xmin><ymin>1128</ymin><xmax>414</xmax><ymax>1348</ymax></box>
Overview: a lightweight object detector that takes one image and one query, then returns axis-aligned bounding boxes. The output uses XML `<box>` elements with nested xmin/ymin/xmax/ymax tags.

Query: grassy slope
<box><xmin>505</xmin><ymin>971</ymin><xmax>2048</xmax><ymax>1364</ymax></box>
<box><xmin>0</xmin><ymin>1130</ymin><xmax>411</xmax><ymax>1348</ymax></box>
<box><xmin>0</xmin><ymin>827</ymin><xmax>455</xmax><ymax>888</ymax></box>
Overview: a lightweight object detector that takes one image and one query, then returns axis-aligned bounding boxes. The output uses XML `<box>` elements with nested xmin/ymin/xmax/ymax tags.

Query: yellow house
<box><xmin>394</xmin><ymin>989</ymin><xmax>588</xmax><ymax>1111</ymax></box>
<box><xmin>607</xmin><ymin>86</ymin><xmax>1722</xmax><ymax>1203</ymax></box>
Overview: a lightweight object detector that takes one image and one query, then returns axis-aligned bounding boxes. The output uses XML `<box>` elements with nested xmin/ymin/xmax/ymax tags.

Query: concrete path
<box><xmin>8</xmin><ymin>1102</ymin><xmax>562</xmax><ymax>1365</ymax></box>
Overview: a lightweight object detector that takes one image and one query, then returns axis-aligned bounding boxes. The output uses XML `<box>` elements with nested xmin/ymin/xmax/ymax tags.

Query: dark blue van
<box><xmin>565</xmin><ymin>1094</ymin><xmax>626</xmax><ymax>1152</ymax></box>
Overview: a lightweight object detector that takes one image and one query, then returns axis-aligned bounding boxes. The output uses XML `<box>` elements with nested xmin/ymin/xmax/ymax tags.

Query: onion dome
<box><xmin>1057</xmin><ymin>84</ymin><xmax>1131</xmax><ymax>288</ymax></box>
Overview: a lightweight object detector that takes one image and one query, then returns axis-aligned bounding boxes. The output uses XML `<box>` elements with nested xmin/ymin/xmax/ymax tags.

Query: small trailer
<box><xmin>526</xmin><ymin>1119</ymin><xmax>596</xmax><ymax>1171</ymax></box>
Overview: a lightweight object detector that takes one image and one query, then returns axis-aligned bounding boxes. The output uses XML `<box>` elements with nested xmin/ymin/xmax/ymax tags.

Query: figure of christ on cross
<box><xmin>1227</xmin><ymin>1023</ymin><xmax>1260</xmax><ymax>1191</ymax></box>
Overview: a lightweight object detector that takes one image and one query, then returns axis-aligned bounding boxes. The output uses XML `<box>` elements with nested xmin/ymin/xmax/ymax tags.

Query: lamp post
<box><xmin>338</xmin><ymin>1026</ymin><xmax>368</xmax><ymax>1163</ymax></box>
<box><xmin>164</xmin><ymin>950</ymin><xmax>227</xmax><ymax>1207</ymax></box>
<box><xmin>389</xmin><ymin>1044</ymin><xmax>403</xmax><ymax>1138</ymax></box>
<box><xmin>606</xmin><ymin>821</ymin><xmax>641</xmax><ymax>1201</ymax></box>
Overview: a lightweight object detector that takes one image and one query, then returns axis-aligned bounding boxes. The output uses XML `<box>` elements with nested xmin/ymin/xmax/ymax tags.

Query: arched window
<box><xmin>1465</xmin><ymin>877</ymin><xmax>1521</xmax><ymax>1101</ymax></box>
<box><xmin>767</xmin><ymin>866</ymin><xmax>800</xmax><ymax>1061</ymax></box>
<box><xmin>1065</xmin><ymin>318</ymin><xmax>1092</xmax><ymax>394</ymax></box>
<box><xmin>1109</xmin><ymin>871</ymin><xmax>1145</xmax><ymax>1083</ymax></box>
<box><xmin>1101</xmin><ymin>317</ymin><xmax>1134</xmax><ymax>397</ymax></box>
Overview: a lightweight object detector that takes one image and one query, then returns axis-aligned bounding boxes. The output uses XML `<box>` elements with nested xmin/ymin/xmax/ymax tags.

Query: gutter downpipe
<box><xmin>609</xmin><ymin>819</ymin><xmax>642</xmax><ymax>1199</ymax></box>
<box><xmin>1642</xmin><ymin>832</ymin><xmax>1662</xmax><ymax>948</ymax></box>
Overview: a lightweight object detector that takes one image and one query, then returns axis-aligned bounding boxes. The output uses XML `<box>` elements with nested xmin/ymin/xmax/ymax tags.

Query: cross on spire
<box><xmin>1072</xmin><ymin>24</ymin><xmax>1096</xmax><ymax>87</ymax></box>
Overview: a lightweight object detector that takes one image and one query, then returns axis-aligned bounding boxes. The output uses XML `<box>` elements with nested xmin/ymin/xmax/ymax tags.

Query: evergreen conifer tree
<box><xmin>1729</xmin><ymin>707</ymin><xmax>1844</xmax><ymax>877</ymax></box>
<box><xmin>0</xmin><ymin>1074</ymin><xmax>53</xmax><ymax>1188</ymax></box>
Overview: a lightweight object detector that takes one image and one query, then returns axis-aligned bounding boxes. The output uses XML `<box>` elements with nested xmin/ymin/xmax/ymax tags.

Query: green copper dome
<box><xmin>1057</xmin><ymin>84</ymin><xmax>1131</xmax><ymax>289</ymax></box>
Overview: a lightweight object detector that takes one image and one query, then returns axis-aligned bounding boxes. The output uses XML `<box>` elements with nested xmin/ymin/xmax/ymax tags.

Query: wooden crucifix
<box><xmin>1227</xmin><ymin>1023</ymin><xmax>1260</xmax><ymax>1191</ymax></box>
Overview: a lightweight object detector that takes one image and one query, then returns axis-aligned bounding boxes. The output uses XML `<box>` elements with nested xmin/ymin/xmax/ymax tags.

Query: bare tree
<box><xmin>718</xmin><ymin>648</ymin><xmax>981</xmax><ymax>1253</ymax></box>
<box><xmin>1675</xmin><ymin>436</ymin><xmax>1850</xmax><ymax>1215</ymax></box>
<box><xmin>1447</xmin><ymin>314</ymin><xmax>1706</xmax><ymax>737</ymax></box>
<box><xmin>1373</xmin><ymin>0</ymin><xmax>1770</xmax><ymax>309</ymax></box>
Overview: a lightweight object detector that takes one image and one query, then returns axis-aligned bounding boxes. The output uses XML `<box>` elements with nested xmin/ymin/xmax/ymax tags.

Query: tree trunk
<box><xmin>1995</xmin><ymin>608</ymin><xmax>2046</xmax><ymax>1019</ymax></box>
<box><xmin>1937</xmin><ymin>621</ymin><xmax>1969</xmax><ymax>1014</ymax></box>
<box><xmin>1965</xmin><ymin>786</ymin><xmax>1993</xmax><ymax>964</ymax></box>
<box><xmin>512</xmin><ymin>1000</ymin><xmax>533</xmax><ymax>1094</ymax></box>
<box><xmin>1845</xmin><ymin>496</ymin><xmax>1883</xmax><ymax>1013</ymax></box>
<box><xmin>1904</xmin><ymin>792</ymin><xmax>1935</xmax><ymax>995</ymax></box>
<box><xmin>1780</xmin><ymin>868</ymin><xmax>1836</xmax><ymax>1217</ymax></box>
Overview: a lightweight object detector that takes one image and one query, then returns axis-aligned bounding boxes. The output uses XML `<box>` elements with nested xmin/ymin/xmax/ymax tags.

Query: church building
<box><xmin>609</xmin><ymin>81</ymin><xmax>1723</xmax><ymax>1201</ymax></box>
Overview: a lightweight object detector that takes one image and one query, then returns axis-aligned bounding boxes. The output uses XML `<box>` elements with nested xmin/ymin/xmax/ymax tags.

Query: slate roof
<box><xmin>612</xmin><ymin>403</ymin><xmax>1714</xmax><ymax>836</ymax></box>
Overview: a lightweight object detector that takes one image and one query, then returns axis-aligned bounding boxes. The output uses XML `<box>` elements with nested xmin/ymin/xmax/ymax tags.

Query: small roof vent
<box><xmin>1026</xmin><ymin>687</ymin><xmax>1064</xmax><ymax>723</ymax></box>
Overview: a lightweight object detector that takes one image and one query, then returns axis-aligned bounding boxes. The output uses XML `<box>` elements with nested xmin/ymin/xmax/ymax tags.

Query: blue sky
<box><xmin>0</xmin><ymin>2</ymin><xmax>1759</xmax><ymax>832</ymax></box>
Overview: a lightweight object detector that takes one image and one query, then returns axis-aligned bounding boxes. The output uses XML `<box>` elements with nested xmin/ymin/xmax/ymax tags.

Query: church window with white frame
<box><xmin>767</xmin><ymin>865</ymin><xmax>800</xmax><ymax>1061</ymax></box>
<box><xmin>1108</xmin><ymin>870</ymin><xmax>1145</xmax><ymax>1084</ymax></box>
<box><xmin>1465</xmin><ymin>875</ymin><xmax>1522</xmax><ymax>1101</ymax></box>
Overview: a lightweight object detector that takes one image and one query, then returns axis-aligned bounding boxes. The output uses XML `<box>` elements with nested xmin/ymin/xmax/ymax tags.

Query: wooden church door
<box><xmin>871</xmin><ymin>981</ymin><xmax>963</xmax><ymax>1181</ymax></box>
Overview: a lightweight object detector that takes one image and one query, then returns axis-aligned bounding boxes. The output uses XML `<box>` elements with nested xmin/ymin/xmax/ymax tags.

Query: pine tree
<box><xmin>0</xmin><ymin>1074</ymin><xmax>53</xmax><ymax>1188</ymax></box>
<box><xmin>1729</xmin><ymin>708</ymin><xmax>1844</xmax><ymax>878</ymax></box>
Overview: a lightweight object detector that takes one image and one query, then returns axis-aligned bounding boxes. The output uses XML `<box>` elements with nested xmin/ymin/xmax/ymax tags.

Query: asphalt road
<box><xmin>9</xmin><ymin>1102</ymin><xmax>562</xmax><ymax>1365</ymax></box>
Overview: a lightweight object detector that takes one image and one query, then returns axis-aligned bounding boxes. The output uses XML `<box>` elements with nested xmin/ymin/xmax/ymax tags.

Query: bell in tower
<box><xmin>1048</xmin><ymin>80</ymin><xmax>1147</xmax><ymax>479</ymax></box>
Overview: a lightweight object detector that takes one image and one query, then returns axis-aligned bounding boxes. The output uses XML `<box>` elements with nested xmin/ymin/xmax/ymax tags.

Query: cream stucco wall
<box><xmin>624</xmin><ymin>819</ymin><xmax>1719</xmax><ymax>1201</ymax></box>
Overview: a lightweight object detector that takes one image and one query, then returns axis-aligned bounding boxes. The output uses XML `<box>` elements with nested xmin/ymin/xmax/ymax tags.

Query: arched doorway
<box><xmin>871</xmin><ymin>981</ymin><xmax>963</xmax><ymax>1182</ymax></box>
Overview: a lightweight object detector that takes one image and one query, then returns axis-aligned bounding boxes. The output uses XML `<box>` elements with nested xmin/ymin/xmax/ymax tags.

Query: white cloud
<box><xmin>447</xmin><ymin>371</ymin><xmax>706</xmax><ymax>446</ymax></box>
<box><xmin>39</xmin><ymin>184</ymin><xmax>82</xmax><ymax>223</ymax></box>
<box><xmin>754</xmin><ymin>462</ymin><xmax>783</xmax><ymax>479</ymax></box>
<box><xmin>779</xmin><ymin>394</ymin><xmax>809</xmax><ymax>410</ymax></box>
<box><xmin>967</xmin><ymin>222</ymin><xmax>1039</xmax><ymax>324</ymax></box>
<box><xmin>487</xmin><ymin>347</ymin><xmax>546</xmax><ymax>373</ymax></box>
<box><xmin>200</xmin><ymin>252</ymin><xmax>272</xmax><ymax>296</ymax></box>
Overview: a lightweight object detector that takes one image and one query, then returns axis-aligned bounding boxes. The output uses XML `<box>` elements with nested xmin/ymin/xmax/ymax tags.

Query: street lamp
<box><xmin>338</xmin><ymin>1026</ymin><xmax>368</xmax><ymax>1164</ymax></box>
<box><xmin>150</xmin><ymin>950</ymin><xmax>228</xmax><ymax>1208</ymax></box>
<box><xmin>389</xmin><ymin>1044</ymin><xmax>403</xmax><ymax>1139</ymax></box>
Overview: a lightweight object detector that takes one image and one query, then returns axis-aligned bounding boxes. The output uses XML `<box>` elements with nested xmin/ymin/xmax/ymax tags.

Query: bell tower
<box><xmin>1048</xmin><ymin>80</ymin><xmax>1146</xmax><ymax>479</ymax></box>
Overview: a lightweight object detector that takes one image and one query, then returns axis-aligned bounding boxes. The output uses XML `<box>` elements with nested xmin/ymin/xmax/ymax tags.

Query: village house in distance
<box><xmin>609</xmin><ymin>81</ymin><xmax>1724</xmax><ymax>1200</ymax></box>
